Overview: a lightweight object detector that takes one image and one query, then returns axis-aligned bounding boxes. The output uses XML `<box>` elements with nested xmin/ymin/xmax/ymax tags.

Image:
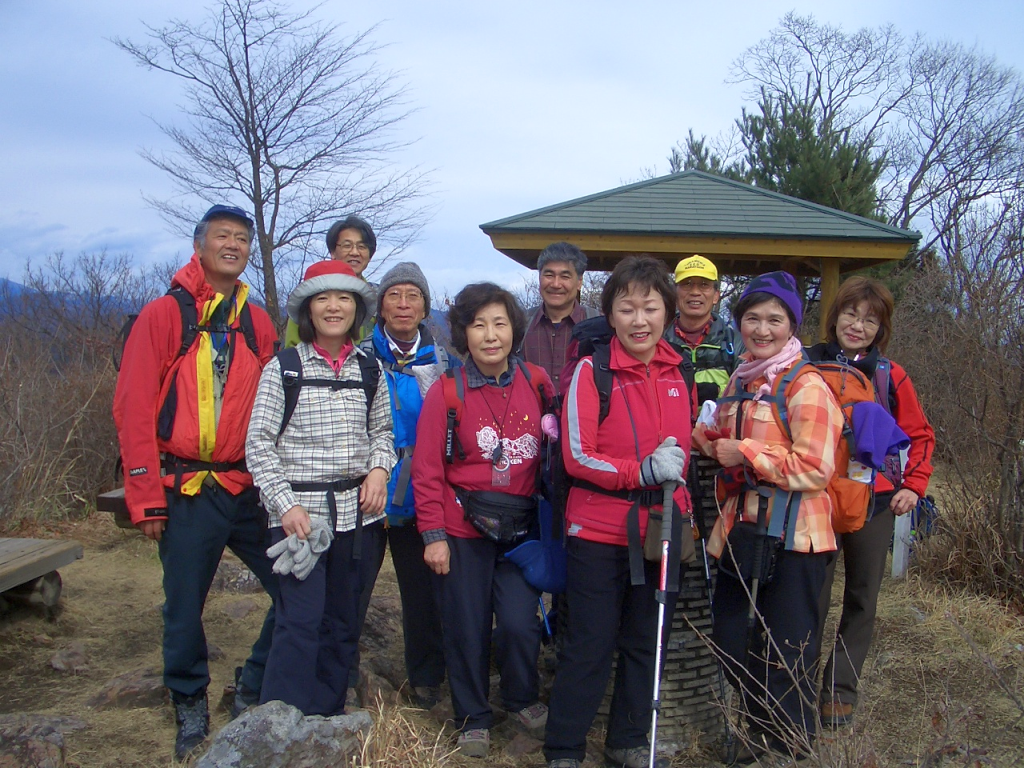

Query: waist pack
<box><xmin>717</xmin><ymin>521</ymin><xmax>782</xmax><ymax>585</ymax></box>
<box><xmin>456</xmin><ymin>488</ymin><xmax>537</xmax><ymax>544</ymax></box>
<box><xmin>643</xmin><ymin>508</ymin><xmax>696</xmax><ymax>564</ymax></box>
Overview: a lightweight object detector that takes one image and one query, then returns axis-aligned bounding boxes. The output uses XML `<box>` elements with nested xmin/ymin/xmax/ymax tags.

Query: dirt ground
<box><xmin>1</xmin><ymin>512</ymin><xmax>1023</xmax><ymax>767</ymax></box>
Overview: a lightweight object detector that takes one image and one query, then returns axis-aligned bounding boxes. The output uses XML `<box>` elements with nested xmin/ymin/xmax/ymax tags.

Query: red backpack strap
<box><xmin>518</xmin><ymin>360</ymin><xmax>553</xmax><ymax>413</ymax></box>
<box><xmin>442</xmin><ymin>368</ymin><xmax>466</xmax><ymax>464</ymax></box>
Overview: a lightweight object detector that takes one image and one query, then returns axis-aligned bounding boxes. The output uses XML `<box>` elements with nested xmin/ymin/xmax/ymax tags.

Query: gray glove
<box><xmin>292</xmin><ymin>519</ymin><xmax>335</xmax><ymax>581</ymax></box>
<box><xmin>267</xmin><ymin>534</ymin><xmax>302</xmax><ymax>577</ymax></box>
<box><xmin>640</xmin><ymin>437</ymin><xmax>686</xmax><ymax>486</ymax></box>
<box><xmin>412</xmin><ymin>364</ymin><xmax>442</xmax><ymax>398</ymax></box>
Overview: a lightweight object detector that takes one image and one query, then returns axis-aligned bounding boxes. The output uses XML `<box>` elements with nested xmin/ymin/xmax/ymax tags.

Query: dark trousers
<box><xmin>434</xmin><ymin>535</ymin><xmax>542</xmax><ymax>731</ymax></box>
<box><xmin>157</xmin><ymin>484</ymin><xmax>277</xmax><ymax>698</ymax></box>
<box><xmin>260</xmin><ymin>524</ymin><xmax>381</xmax><ymax>715</ymax></box>
<box><xmin>544</xmin><ymin>538</ymin><xmax>680</xmax><ymax>762</ymax></box>
<box><xmin>390</xmin><ymin>522</ymin><xmax>446</xmax><ymax>688</ymax></box>
<box><xmin>351</xmin><ymin>521</ymin><xmax>388</xmax><ymax>689</ymax></box>
<box><xmin>818</xmin><ymin>494</ymin><xmax>895</xmax><ymax>706</ymax></box>
<box><xmin>713</xmin><ymin>548</ymin><xmax>830</xmax><ymax>750</ymax></box>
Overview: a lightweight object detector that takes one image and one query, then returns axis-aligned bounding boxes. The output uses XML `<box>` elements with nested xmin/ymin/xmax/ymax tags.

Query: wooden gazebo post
<box><xmin>819</xmin><ymin>258</ymin><xmax>841</xmax><ymax>342</ymax></box>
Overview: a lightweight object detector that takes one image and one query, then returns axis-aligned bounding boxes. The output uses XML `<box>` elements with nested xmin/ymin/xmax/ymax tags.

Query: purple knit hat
<box><xmin>738</xmin><ymin>271</ymin><xmax>803</xmax><ymax>326</ymax></box>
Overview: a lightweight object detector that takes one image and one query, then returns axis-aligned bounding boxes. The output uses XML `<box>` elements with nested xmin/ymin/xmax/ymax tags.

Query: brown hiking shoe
<box><xmin>820</xmin><ymin>698</ymin><xmax>855</xmax><ymax>727</ymax></box>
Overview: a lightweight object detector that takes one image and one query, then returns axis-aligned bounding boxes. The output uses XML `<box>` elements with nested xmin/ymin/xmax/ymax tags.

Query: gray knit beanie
<box><xmin>376</xmin><ymin>262</ymin><xmax>431</xmax><ymax>316</ymax></box>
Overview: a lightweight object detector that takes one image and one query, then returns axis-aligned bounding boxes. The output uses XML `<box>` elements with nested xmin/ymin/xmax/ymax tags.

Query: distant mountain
<box><xmin>0</xmin><ymin>277</ymin><xmax>30</xmax><ymax>298</ymax></box>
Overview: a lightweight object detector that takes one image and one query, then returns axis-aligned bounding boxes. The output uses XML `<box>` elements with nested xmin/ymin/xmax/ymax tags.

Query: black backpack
<box><xmin>275</xmin><ymin>345</ymin><xmax>380</xmax><ymax>438</ymax></box>
<box><xmin>112</xmin><ymin>287</ymin><xmax>265</xmax><ymax>482</ymax></box>
<box><xmin>114</xmin><ymin>287</ymin><xmax>260</xmax><ymax>373</ymax></box>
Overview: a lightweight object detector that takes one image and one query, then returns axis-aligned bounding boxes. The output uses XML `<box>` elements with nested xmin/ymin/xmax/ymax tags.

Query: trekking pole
<box><xmin>689</xmin><ymin>457</ymin><xmax>735</xmax><ymax>762</ymax></box>
<box><xmin>648</xmin><ymin>480</ymin><xmax>677</xmax><ymax>768</ymax></box>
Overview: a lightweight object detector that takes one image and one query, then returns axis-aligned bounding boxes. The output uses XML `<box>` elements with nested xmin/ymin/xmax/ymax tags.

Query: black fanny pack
<box><xmin>456</xmin><ymin>488</ymin><xmax>537</xmax><ymax>544</ymax></box>
<box><xmin>716</xmin><ymin>521</ymin><xmax>782</xmax><ymax>585</ymax></box>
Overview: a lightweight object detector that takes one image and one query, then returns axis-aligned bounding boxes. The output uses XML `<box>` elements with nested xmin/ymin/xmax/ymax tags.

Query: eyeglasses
<box><xmin>383</xmin><ymin>289</ymin><xmax>424</xmax><ymax>304</ymax></box>
<box><xmin>678</xmin><ymin>279</ymin><xmax>716</xmax><ymax>293</ymax></box>
<box><xmin>335</xmin><ymin>240</ymin><xmax>370</xmax><ymax>255</ymax></box>
<box><xmin>839</xmin><ymin>308</ymin><xmax>880</xmax><ymax>331</ymax></box>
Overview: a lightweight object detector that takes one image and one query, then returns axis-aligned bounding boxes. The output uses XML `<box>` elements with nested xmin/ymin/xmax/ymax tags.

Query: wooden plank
<box><xmin>487</xmin><ymin>231</ymin><xmax>915</xmax><ymax>261</ymax></box>
<box><xmin>0</xmin><ymin>539</ymin><xmax>84</xmax><ymax>594</ymax></box>
<box><xmin>97</xmin><ymin>488</ymin><xmax>135</xmax><ymax>529</ymax></box>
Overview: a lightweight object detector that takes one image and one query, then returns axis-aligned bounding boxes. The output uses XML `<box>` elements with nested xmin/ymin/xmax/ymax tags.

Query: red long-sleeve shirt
<box><xmin>413</xmin><ymin>363</ymin><xmax>552</xmax><ymax>540</ymax></box>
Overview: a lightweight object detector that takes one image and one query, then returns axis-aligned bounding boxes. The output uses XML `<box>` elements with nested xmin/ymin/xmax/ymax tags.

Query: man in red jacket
<box><xmin>113</xmin><ymin>205</ymin><xmax>279</xmax><ymax>761</ymax></box>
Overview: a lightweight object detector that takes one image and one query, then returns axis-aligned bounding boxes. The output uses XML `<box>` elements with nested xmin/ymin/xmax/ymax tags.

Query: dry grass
<box><xmin>1</xmin><ymin>513</ymin><xmax>1023</xmax><ymax>767</ymax></box>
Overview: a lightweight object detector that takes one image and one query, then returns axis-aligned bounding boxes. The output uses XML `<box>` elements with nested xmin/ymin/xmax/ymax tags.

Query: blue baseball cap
<box><xmin>193</xmin><ymin>205</ymin><xmax>254</xmax><ymax>239</ymax></box>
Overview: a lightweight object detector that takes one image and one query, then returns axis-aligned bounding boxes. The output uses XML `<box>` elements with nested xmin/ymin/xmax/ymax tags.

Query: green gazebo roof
<box><xmin>480</xmin><ymin>170</ymin><xmax>920</xmax><ymax>276</ymax></box>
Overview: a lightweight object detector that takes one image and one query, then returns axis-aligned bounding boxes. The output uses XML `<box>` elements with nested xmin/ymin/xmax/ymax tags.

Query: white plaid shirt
<box><xmin>246</xmin><ymin>342</ymin><xmax>396</xmax><ymax>532</ymax></box>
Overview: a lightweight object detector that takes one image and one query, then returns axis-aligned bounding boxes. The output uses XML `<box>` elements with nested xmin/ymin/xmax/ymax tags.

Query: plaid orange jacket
<box><xmin>693</xmin><ymin>361</ymin><xmax>843</xmax><ymax>556</ymax></box>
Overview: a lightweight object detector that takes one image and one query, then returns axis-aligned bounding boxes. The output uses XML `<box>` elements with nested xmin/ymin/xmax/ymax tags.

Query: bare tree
<box><xmin>726</xmin><ymin>12</ymin><xmax>1024</xmax><ymax>257</ymax></box>
<box><xmin>114</xmin><ymin>0</ymin><xmax>432</xmax><ymax>326</ymax></box>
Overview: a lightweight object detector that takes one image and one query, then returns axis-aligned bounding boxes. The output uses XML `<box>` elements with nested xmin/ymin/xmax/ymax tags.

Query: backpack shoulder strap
<box><xmin>277</xmin><ymin>346</ymin><xmax>303</xmax><ymax>438</ymax></box>
<box><xmin>442</xmin><ymin>367</ymin><xmax>466</xmax><ymax>463</ymax></box>
<box><xmin>356</xmin><ymin>351</ymin><xmax>380</xmax><ymax>420</ymax></box>
<box><xmin>237</xmin><ymin>302</ymin><xmax>260</xmax><ymax>357</ymax></box>
<box><xmin>435</xmin><ymin>345</ymin><xmax>451</xmax><ymax>372</ymax></box>
<box><xmin>769</xmin><ymin>357</ymin><xmax>816</xmax><ymax>442</ymax></box>
<box><xmin>591</xmin><ymin>345</ymin><xmax>614</xmax><ymax>425</ymax></box>
<box><xmin>874</xmin><ymin>358</ymin><xmax>893</xmax><ymax>414</ymax></box>
<box><xmin>167</xmin><ymin>288</ymin><xmax>199</xmax><ymax>360</ymax></box>
<box><xmin>517</xmin><ymin>360</ymin><xmax>553</xmax><ymax>413</ymax></box>
<box><xmin>676</xmin><ymin>354</ymin><xmax>697</xmax><ymax>424</ymax></box>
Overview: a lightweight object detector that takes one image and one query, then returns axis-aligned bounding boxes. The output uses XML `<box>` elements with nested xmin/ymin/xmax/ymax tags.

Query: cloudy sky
<box><xmin>2</xmin><ymin>0</ymin><xmax>1022</xmax><ymax>302</ymax></box>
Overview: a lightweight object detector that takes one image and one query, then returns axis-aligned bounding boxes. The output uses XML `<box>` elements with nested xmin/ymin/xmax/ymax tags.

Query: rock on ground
<box><xmin>0</xmin><ymin>714</ymin><xmax>87</xmax><ymax>768</ymax></box>
<box><xmin>211</xmin><ymin>560</ymin><xmax>265</xmax><ymax>594</ymax></box>
<box><xmin>86</xmin><ymin>668</ymin><xmax>167</xmax><ymax>710</ymax></box>
<box><xmin>195</xmin><ymin>700</ymin><xmax>371</xmax><ymax>768</ymax></box>
<box><xmin>48</xmin><ymin>643</ymin><xmax>88</xmax><ymax>674</ymax></box>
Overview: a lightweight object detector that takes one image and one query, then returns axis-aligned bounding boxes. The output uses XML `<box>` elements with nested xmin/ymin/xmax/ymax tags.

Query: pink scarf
<box><xmin>732</xmin><ymin>336</ymin><xmax>803</xmax><ymax>400</ymax></box>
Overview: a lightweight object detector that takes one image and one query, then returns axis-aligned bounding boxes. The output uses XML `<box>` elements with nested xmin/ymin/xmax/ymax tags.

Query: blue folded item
<box><xmin>506</xmin><ymin>497</ymin><xmax>567</xmax><ymax>594</ymax></box>
<box><xmin>850</xmin><ymin>401</ymin><xmax>910</xmax><ymax>470</ymax></box>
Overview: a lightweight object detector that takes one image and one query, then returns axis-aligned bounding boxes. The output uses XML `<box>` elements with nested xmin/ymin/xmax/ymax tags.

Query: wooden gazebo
<box><xmin>481</xmin><ymin>170</ymin><xmax>920</xmax><ymax>339</ymax></box>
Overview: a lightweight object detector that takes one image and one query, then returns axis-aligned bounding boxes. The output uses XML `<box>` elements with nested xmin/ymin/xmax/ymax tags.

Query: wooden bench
<box><xmin>97</xmin><ymin>487</ymin><xmax>134</xmax><ymax>529</ymax></box>
<box><xmin>0</xmin><ymin>538</ymin><xmax>84</xmax><ymax>610</ymax></box>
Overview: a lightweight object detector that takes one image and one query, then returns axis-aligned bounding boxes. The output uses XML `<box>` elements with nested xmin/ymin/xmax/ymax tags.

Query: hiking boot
<box><xmin>548</xmin><ymin>760</ymin><xmax>582</xmax><ymax>768</ymax></box>
<box><xmin>456</xmin><ymin>728</ymin><xmax>490</xmax><ymax>758</ymax></box>
<box><xmin>511</xmin><ymin>701</ymin><xmax>548</xmax><ymax>738</ymax></box>
<box><xmin>820</xmin><ymin>698</ymin><xmax>855</xmax><ymax>727</ymax></box>
<box><xmin>605</xmin><ymin>745</ymin><xmax>670</xmax><ymax>768</ymax></box>
<box><xmin>172</xmin><ymin>690</ymin><xmax>209</xmax><ymax>761</ymax></box>
<box><xmin>229</xmin><ymin>666</ymin><xmax>260</xmax><ymax>720</ymax></box>
<box><xmin>410</xmin><ymin>685</ymin><xmax>441</xmax><ymax>710</ymax></box>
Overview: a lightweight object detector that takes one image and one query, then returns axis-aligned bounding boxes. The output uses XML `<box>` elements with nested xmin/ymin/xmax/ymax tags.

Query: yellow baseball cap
<box><xmin>674</xmin><ymin>255</ymin><xmax>718</xmax><ymax>283</ymax></box>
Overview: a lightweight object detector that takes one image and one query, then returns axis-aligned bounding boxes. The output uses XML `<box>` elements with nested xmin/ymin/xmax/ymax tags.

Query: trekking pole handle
<box><xmin>660</xmin><ymin>481</ymin><xmax>676</xmax><ymax>544</ymax></box>
<box><xmin>656</xmin><ymin>481</ymin><xmax>677</xmax><ymax>601</ymax></box>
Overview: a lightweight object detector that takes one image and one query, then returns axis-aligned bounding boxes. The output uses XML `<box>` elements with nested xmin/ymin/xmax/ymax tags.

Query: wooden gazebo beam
<box><xmin>484</xmin><ymin>231</ymin><xmax>914</xmax><ymax>341</ymax></box>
